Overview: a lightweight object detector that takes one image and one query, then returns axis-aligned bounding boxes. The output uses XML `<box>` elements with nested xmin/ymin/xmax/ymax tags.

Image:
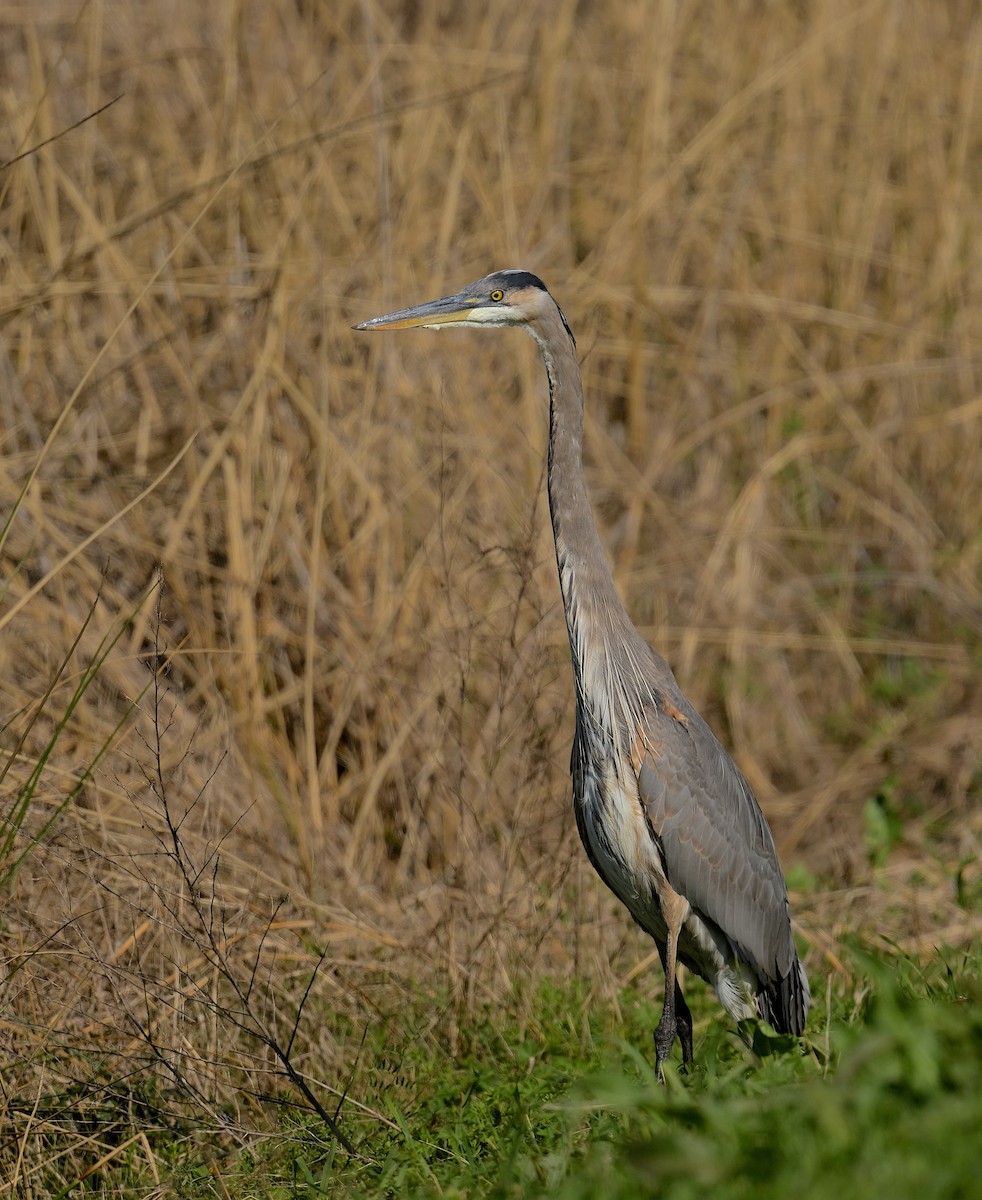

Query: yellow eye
<box><xmin>490</xmin><ymin>289</ymin><xmax>504</xmax><ymax>301</ymax></box>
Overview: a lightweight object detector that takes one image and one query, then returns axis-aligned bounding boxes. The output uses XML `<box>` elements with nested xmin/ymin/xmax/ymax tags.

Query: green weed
<box><xmin>222</xmin><ymin>944</ymin><xmax>982</xmax><ymax>1199</ymax></box>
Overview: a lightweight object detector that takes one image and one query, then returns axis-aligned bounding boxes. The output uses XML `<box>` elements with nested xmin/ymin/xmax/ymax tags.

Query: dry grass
<box><xmin>2</xmin><ymin>0</ymin><xmax>982</xmax><ymax>1178</ymax></box>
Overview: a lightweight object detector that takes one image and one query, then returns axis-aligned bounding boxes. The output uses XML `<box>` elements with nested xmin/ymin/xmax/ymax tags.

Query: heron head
<box><xmin>354</xmin><ymin>269</ymin><xmax>575</xmax><ymax>345</ymax></box>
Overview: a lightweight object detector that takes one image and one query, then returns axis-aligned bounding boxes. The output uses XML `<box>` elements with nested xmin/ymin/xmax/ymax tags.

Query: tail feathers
<box><xmin>757</xmin><ymin>958</ymin><xmax>810</xmax><ymax>1036</ymax></box>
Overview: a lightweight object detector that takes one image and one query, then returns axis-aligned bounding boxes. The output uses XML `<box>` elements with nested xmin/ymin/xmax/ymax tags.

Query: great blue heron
<box><xmin>355</xmin><ymin>270</ymin><xmax>810</xmax><ymax>1076</ymax></box>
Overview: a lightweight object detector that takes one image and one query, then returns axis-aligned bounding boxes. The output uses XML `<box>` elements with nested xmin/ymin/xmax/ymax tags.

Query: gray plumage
<box><xmin>356</xmin><ymin>269</ymin><xmax>810</xmax><ymax>1075</ymax></box>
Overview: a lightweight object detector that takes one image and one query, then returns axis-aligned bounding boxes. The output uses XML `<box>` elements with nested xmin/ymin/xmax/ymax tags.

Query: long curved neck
<box><xmin>527</xmin><ymin>308</ymin><xmax>638</xmax><ymax>707</ymax></box>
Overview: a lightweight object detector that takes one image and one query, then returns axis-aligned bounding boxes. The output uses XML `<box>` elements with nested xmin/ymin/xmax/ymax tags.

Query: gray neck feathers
<box><xmin>529</xmin><ymin>306</ymin><xmax>643</xmax><ymax>725</ymax></box>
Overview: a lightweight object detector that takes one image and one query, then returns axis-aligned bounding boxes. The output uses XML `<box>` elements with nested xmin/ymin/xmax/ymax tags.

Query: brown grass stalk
<box><xmin>2</xmin><ymin>0</ymin><xmax>981</xmax><ymax>1183</ymax></box>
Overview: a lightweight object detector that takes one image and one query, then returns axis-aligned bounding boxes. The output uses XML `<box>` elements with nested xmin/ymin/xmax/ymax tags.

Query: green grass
<box><xmin>159</xmin><ymin>943</ymin><xmax>980</xmax><ymax>1199</ymax></box>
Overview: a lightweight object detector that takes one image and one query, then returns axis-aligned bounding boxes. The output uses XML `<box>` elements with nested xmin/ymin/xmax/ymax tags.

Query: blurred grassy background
<box><xmin>2</xmin><ymin>0</ymin><xmax>981</xmax><ymax>1185</ymax></box>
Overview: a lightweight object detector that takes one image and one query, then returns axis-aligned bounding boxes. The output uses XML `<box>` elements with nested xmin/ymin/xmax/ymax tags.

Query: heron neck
<box><xmin>531</xmin><ymin>317</ymin><xmax>636</xmax><ymax>693</ymax></box>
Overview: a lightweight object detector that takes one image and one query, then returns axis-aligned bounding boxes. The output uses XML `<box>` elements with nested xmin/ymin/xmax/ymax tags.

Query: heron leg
<box><xmin>654</xmin><ymin>943</ymin><xmax>693</xmax><ymax>1067</ymax></box>
<box><xmin>675</xmin><ymin>983</ymin><xmax>694</xmax><ymax>1065</ymax></box>
<box><xmin>654</xmin><ymin>890</ymin><xmax>690</xmax><ymax>1081</ymax></box>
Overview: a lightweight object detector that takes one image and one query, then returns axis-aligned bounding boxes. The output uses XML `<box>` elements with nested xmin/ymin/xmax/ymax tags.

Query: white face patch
<box><xmin>465</xmin><ymin>305</ymin><xmax>521</xmax><ymax>324</ymax></box>
<box><xmin>466</xmin><ymin>286</ymin><xmax>542</xmax><ymax>325</ymax></box>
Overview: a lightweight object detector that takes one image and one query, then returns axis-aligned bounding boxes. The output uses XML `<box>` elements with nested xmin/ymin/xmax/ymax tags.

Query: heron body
<box><xmin>356</xmin><ymin>270</ymin><xmax>810</xmax><ymax>1075</ymax></box>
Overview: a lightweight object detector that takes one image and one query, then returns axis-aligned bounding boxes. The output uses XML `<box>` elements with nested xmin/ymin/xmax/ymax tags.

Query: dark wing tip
<box><xmin>757</xmin><ymin>957</ymin><xmax>811</xmax><ymax>1035</ymax></box>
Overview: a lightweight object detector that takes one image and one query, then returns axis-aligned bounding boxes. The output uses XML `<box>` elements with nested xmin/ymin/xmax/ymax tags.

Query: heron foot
<box><xmin>653</xmin><ymin>1011</ymin><xmax>677</xmax><ymax>1082</ymax></box>
<box><xmin>653</xmin><ymin>983</ymin><xmax>693</xmax><ymax>1081</ymax></box>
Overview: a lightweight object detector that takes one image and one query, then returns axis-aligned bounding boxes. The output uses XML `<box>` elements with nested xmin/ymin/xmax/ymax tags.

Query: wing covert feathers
<box><xmin>635</xmin><ymin>690</ymin><xmax>810</xmax><ymax>1036</ymax></box>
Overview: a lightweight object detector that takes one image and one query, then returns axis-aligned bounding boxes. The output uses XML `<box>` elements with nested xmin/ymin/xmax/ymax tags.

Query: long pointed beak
<box><xmin>353</xmin><ymin>290</ymin><xmax>477</xmax><ymax>332</ymax></box>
